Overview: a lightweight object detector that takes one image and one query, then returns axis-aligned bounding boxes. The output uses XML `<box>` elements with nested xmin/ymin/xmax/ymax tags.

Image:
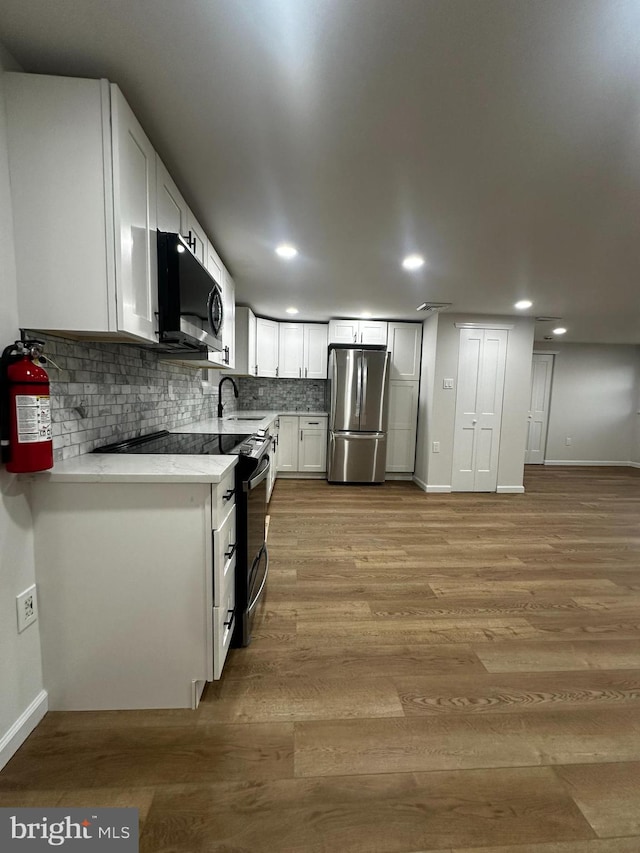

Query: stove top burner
<box><xmin>95</xmin><ymin>430</ymin><xmax>252</xmax><ymax>456</ymax></box>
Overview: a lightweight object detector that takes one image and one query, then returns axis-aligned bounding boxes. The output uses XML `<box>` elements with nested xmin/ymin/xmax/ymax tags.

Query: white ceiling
<box><xmin>1</xmin><ymin>0</ymin><xmax>640</xmax><ymax>343</ymax></box>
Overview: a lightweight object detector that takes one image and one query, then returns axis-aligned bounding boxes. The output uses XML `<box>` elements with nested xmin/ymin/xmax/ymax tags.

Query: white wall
<box><xmin>0</xmin><ymin>44</ymin><xmax>46</xmax><ymax>770</ymax></box>
<box><xmin>537</xmin><ymin>343</ymin><xmax>638</xmax><ymax>464</ymax></box>
<box><xmin>419</xmin><ymin>313</ymin><xmax>535</xmax><ymax>490</ymax></box>
<box><xmin>413</xmin><ymin>314</ymin><xmax>439</xmax><ymax>489</ymax></box>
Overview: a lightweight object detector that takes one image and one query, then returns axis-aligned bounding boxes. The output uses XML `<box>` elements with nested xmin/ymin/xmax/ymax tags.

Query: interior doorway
<box><xmin>525</xmin><ymin>352</ymin><xmax>554</xmax><ymax>464</ymax></box>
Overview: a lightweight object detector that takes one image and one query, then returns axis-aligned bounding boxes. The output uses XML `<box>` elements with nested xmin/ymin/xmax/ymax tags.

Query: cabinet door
<box><xmin>360</xmin><ymin>321</ymin><xmax>388</xmax><ymax>345</ymax></box>
<box><xmin>185</xmin><ymin>208</ymin><xmax>207</xmax><ymax>266</ymax></box>
<box><xmin>386</xmin><ymin>381</ymin><xmax>418</xmax><ymax>473</ymax></box>
<box><xmin>110</xmin><ymin>84</ymin><xmax>158</xmax><ymax>343</ymax></box>
<box><xmin>299</xmin><ymin>426</ymin><xmax>328</xmax><ymax>473</ymax></box>
<box><xmin>256</xmin><ymin>318</ymin><xmax>279</xmax><ymax>377</ymax></box>
<box><xmin>386</xmin><ymin>429</ymin><xmax>417</xmax><ymax>472</ymax></box>
<box><xmin>223</xmin><ymin>270</ymin><xmax>236</xmax><ymax>369</ymax></box>
<box><xmin>278</xmin><ymin>323</ymin><xmax>304</xmax><ymax>378</ymax></box>
<box><xmin>156</xmin><ymin>157</ymin><xmax>187</xmax><ymax>234</ymax></box>
<box><xmin>277</xmin><ymin>416</ymin><xmax>299</xmax><ymax>472</ymax></box>
<box><xmin>304</xmin><ymin>324</ymin><xmax>328</xmax><ymax>379</ymax></box>
<box><xmin>328</xmin><ymin>319</ymin><xmax>359</xmax><ymax>344</ymax></box>
<box><xmin>388</xmin><ymin>380</ymin><xmax>419</xmax><ymax>429</ymax></box>
<box><xmin>388</xmin><ymin>322</ymin><xmax>422</xmax><ymax>380</ymax></box>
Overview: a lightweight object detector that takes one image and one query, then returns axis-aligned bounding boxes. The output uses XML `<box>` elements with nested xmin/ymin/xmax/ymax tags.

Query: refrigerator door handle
<box><xmin>361</xmin><ymin>357</ymin><xmax>368</xmax><ymax>417</ymax></box>
<box><xmin>355</xmin><ymin>355</ymin><xmax>362</xmax><ymax>418</ymax></box>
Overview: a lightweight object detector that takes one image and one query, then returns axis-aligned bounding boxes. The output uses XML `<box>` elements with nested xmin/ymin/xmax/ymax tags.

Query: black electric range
<box><xmin>95</xmin><ymin>430</ymin><xmax>252</xmax><ymax>456</ymax></box>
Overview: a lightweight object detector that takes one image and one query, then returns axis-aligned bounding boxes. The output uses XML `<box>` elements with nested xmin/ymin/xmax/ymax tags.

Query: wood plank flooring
<box><xmin>1</xmin><ymin>465</ymin><xmax>640</xmax><ymax>852</ymax></box>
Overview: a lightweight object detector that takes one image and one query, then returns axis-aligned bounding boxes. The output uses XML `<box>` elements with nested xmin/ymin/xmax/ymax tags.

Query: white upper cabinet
<box><xmin>156</xmin><ymin>157</ymin><xmax>187</xmax><ymax>235</ymax></box>
<box><xmin>303</xmin><ymin>325</ymin><xmax>329</xmax><ymax>379</ymax></box>
<box><xmin>329</xmin><ymin>319</ymin><xmax>388</xmax><ymax>345</ymax></box>
<box><xmin>233</xmin><ymin>307</ymin><xmax>257</xmax><ymax>375</ymax></box>
<box><xmin>256</xmin><ymin>318</ymin><xmax>279</xmax><ymax>377</ymax></box>
<box><xmin>185</xmin><ymin>209</ymin><xmax>207</xmax><ymax>266</ymax></box>
<box><xmin>388</xmin><ymin>322</ymin><xmax>422</xmax><ymax>381</ymax></box>
<box><xmin>6</xmin><ymin>73</ymin><xmax>159</xmax><ymax>343</ymax></box>
<box><xmin>279</xmin><ymin>323</ymin><xmax>328</xmax><ymax>379</ymax></box>
<box><xmin>328</xmin><ymin>319</ymin><xmax>359</xmax><ymax>345</ymax></box>
<box><xmin>278</xmin><ymin>323</ymin><xmax>305</xmax><ymax>378</ymax></box>
<box><xmin>110</xmin><ymin>85</ymin><xmax>158</xmax><ymax>343</ymax></box>
<box><xmin>223</xmin><ymin>269</ymin><xmax>236</xmax><ymax>370</ymax></box>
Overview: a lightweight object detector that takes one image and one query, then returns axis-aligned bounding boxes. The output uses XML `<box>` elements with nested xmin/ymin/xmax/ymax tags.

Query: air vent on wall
<box><xmin>535</xmin><ymin>316</ymin><xmax>562</xmax><ymax>322</ymax></box>
<box><xmin>416</xmin><ymin>302</ymin><xmax>452</xmax><ymax>313</ymax></box>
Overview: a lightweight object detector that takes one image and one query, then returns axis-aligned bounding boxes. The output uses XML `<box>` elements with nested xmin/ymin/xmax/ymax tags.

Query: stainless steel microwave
<box><xmin>156</xmin><ymin>231</ymin><xmax>224</xmax><ymax>353</ymax></box>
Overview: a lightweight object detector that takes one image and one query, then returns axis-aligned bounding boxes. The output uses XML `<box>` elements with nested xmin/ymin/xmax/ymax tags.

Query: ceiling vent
<box><xmin>416</xmin><ymin>302</ymin><xmax>452</xmax><ymax>313</ymax></box>
<box><xmin>535</xmin><ymin>316</ymin><xmax>562</xmax><ymax>322</ymax></box>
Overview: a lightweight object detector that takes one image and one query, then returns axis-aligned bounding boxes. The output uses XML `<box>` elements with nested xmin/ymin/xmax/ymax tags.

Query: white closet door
<box><xmin>525</xmin><ymin>353</ymin><xmax>554</xmax><ymax>464</ymax></box>
<box><xmin>452</xmin><ymin>328</ymin><xmax>508</xmax><ymax>492</ymax></box>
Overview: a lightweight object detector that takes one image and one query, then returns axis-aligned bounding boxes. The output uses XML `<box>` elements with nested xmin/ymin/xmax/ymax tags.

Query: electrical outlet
<box><xmin>16</xmin><ymin>584</ymin><xmax>38</xmax><ymax>633</ymax></box>
<box><xmin>432</xmin><ymin>441</ymin><xmax>440</xmax><ymax>453</ymax></box>
<box><xmin>565</xmin><ymin>436</ymin><xmax>572</xmax><ymax>446</ymax></box>
<box><xmin>258</xmin><ymin>387</ymin><xmax>264</xmax><ymax>397</ymax></box>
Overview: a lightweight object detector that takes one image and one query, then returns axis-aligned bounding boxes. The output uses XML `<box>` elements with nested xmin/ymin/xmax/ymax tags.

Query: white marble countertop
<box><xmin>25</xmin><ymin>410</ymin><xmax>329</xmax><ymax>485</ymax></box>
<box><xmin>25</xmin><ymin>453</ymin><xmax>238</xmax><ymax>485</ymax></box>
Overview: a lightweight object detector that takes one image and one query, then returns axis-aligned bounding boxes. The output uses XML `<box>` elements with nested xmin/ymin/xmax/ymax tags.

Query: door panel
<box><xmin>359</xmin><ymin>351</ymin><xmax>390</xmax><ymax>432</ymax></box>
<box><xmin>525</xmin><ymin>353</ymin><xmax>554</xmax><ymax>464</ymax></box>
<box><xmin>327</xmin><ymin>432</ymin><xmax>386</xmax><ymax>483</ymax></box>
<box><xmin>329</xmin><ymin>348</ymin><xmax>361</xmax><ymax>432</ymax></box>
<box><xmin>452</xmin><ymin>328</ymin><xmax>508</xmax><ymax>492</ymax></box>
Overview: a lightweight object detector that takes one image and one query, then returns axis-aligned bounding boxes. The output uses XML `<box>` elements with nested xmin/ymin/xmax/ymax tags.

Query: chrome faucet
<box><xmin>217</xmin><ymin>376</ymin><xmax>239</xmax><ymax>419</ymax></box>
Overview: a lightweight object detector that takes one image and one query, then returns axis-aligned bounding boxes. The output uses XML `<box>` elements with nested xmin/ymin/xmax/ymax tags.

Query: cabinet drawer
<box><xmin>213</xmin><ymin>505</ymin><xmax>236</xmax><ymax>606</ymax></box>
<box><xmin>212</xmin><ymin>466</ymin><xmax>236</xmax><ymax>528</ymax></box>
<box><xmin>213</xmin><ymin>580</ymin><xmax>235</xmax><ymax>680</ymax></box>
<box><xmin>299</xmin><ymin>416</ymin><xmax>327</xmax><ymax>430</ymax></box>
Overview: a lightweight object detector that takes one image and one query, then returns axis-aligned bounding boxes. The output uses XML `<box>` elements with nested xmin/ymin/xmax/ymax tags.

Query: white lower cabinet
<box><xmin>386</xmin><ymin>380</ymin><xmax>419</xmax><ymax>473</ymax></box>
<box><xmin>277</xmin><ymin>415</ymin><xmax>328</xmax><ymax>474</ymax></box>
<box><xmin>30</xmin><ymin>472</ymin><xmax>238</xmax><ymax>711</ymax></box>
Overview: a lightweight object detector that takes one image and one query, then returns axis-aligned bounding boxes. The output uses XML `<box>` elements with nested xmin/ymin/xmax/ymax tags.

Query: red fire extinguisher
<box><xmin>1</xmin><ymin>340</ymin><xmax>54</xmax><ymax>473</ymax></box>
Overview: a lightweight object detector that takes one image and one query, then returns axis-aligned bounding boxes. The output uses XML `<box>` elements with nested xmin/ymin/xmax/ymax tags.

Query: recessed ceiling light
<box><xmin>514</xmin><ymin>300</ymin><xmax>532</xmax><ymax>310</ymax></box>
<box><xmin>285</xmin><ymin>307</ymin><xmax>299</xmax><ymax>315</ymax></box>
<box><xmin>402</xmin><ymin>254</ymin><xmax>425</xmax><ymax>271</ymax></box>
<box><xmin>275</xmin><ymin>244</ymin><xmax>298</xmax><ymax>260</ymax></box>
<box><xmin>553</xmin><ymin>327</ymin><xmax>567</xmax><ymax>335</ymax></box>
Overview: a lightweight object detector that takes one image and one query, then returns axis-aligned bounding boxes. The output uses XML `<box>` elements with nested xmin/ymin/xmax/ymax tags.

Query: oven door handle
<box><xmin>248</xmin><ymin>545</ymin><xmax>269</xmax><ymax>614</ymax></box>
<box><xmin>243</xmin><ymin>456</ymin><xmax>270</xmax><ymax>492</ymax></box>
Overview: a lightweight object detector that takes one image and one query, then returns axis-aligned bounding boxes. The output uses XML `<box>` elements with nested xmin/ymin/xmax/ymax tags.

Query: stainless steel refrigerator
<box><xmin>327</xmin><ymin>344</ymin><xmax>390</xmax><ymax>483</ymax></box>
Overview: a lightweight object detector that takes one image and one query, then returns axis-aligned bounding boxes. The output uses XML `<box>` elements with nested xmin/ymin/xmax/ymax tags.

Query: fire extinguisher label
<box><xmin>15</xmin><ymin>395</ymin><xmax>52</xmax><ymax>443</ymax></box>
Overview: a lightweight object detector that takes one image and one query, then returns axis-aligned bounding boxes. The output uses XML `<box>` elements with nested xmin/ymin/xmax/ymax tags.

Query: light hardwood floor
<box><xmin>1</xmin><ymin>466</ymin><xmax>640</xmax><ymax>852</ymax></box>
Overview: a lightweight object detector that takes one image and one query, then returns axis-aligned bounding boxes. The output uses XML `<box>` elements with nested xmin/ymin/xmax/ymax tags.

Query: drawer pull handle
<box><xmin>223</xmin><ymin>608</ymin><xmax>235</xmax><ymax>629</ymax></box>
<box><xmin>225</xmin><ymin>542</ymin><xmax>237</xmax><ymax>560</ymax></box>
<box><xmin>222</xmin><ymin>488</ymin><xmax>235</xmax><ymax>502</ymax></box>
<box><xmin>308</xmin><ymin>421</ymin><xmax>319</xmax><ymax>425</ymax></box>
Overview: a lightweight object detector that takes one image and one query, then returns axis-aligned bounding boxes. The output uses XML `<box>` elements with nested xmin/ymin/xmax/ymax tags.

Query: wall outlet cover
<box><xmin>16</xmin><ymin>584</ymin><xmax>38</xmax><ymax>633</ymax></box>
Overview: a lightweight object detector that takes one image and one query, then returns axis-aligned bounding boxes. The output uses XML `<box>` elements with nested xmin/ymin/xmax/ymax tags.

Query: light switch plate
<box><xmin>443</xmin><ymin>378</ymin><xmax>454</xmax><ymax>389</ymax></box>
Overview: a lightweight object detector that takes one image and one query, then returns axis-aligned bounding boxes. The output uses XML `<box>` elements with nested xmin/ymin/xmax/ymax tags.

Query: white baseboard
<box><xmin>0</xmin><ymin>690</ymin><xmax>48</xmax><ymax>772</ymax></box>
<box><xmin>497</xmin><ymin>485</ymin><xmax>525</xmax><ymax>494</ymax></box>
<box><xmin>426</xmin><ymin>485</ymin><xmax>452</xmax><ymax>493</ymax></box>
<box><xmin>412</xmin><ymin>475</ymin><xmax>427</xmax><ymax>492</ymax></box>
<box><xmin>544</xmin><ymin>460</ymin><xmax>631</xmax><ymax>467</ymax></box>
<box><xmin>385</xmin><ymin>473</ymin><xmax>413</xmax><ymax>481</ymax></box>
<box><xmin>630</xmin><ymin>461</ymin><xmax>640</xmax><ymax>469</ymax></box>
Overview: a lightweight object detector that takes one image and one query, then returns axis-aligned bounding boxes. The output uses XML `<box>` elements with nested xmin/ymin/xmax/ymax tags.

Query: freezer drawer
<box><xmin>327</xmin><ymin>431</ymin><xmax>387</xmax><ymax>484</ymax></box>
